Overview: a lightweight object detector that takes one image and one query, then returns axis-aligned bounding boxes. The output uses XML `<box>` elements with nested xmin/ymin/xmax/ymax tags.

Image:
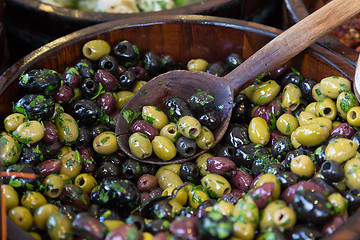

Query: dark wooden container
<box><xmin>0</xmin><ymin>15</ymin><xmax>358</xmax><ymax>239</ymax></box>
<box><xmin>283</xmin><ymin>0</ymin><xmax>359</xmax><ymax>67</ymax></box>
<box><xmin>3</xmin><ymin>0</ymin><xmax>281</xmax><ymax>66</ymax></box>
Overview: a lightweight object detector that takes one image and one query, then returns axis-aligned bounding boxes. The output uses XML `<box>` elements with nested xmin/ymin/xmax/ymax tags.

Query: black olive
<box><xmin>276</xmin><ymin>171</ymin><xmax>300</xmax><ymax>192</ymax></box>
<box><xmin>309</xmin><ymin>177</ymin><xmax>337</xmax><ymax>196</ymax></box>
<box><xmin>351</xmin><ymin>130</ymin><xmax>360</xmax><ymax>152</ymax></box>
<box><xmin>62</xmin><ymin>66</ymin><xmax>82</xmax><ymax>88</ymax></box>
<box><xmin>292</xmin><ymin>189</ymin><xmax>333</xmax><ymax>225</ymax></box>
<box><xmin>59</xmin><ymin>204</ymin><xmax>79</xmax><ymax>221</ymax></box>
<box><xmin>188</xmin><ymin>90</ymin><xmax>215</xmax><ymax>114</ymax></box>
<box><xmin>113</xmin><ymin>40</ymin><xmax>140</xmax><ymax>67</ymax></box>
<box><xmin>125</xmin><ymin>215</ymin><xmax>146</xmax><ymax>231</ymax></box>
<box><xmin>142</xmin><ymin>51</ymin><xmax>161</xmax><ymax>76</ymax></box>
<box><xmin>19</xmin><ymin>69</ymin><xmax>61</xmax><ymax>96</ymax></box>
<box><xmin>285</xmin><ymin>224</ymin><xmax>323</xmax><ymax>240</ymax></box>
<box><xmin>265</xmin><ymin>162</ymin><xmax>285</xmax><ymax>175</ymax></box>
<box><xmin>344</xmin><ymin>189</ymin><xmax>360</xmax><ymax>213</ymax></box>
<box><xmin>231</xmin><ymin>93</ymin><xmax>251</xmax><ymax>123</ymax></box>
<box><xmin>164</xmin><ymin>97</ymin><xmax>193</xmax><ymax>122</ymax></box>
<box><xmin>223</xmin><ymin>124</ymin><xmax>250</xmax><ymax>148</ymax></box>
<box><xmin>299</xmin><ymin>77</ymin><xmax>317</xmax><ymax>103</ymax></box>
<box><xmin>13</xmin><ymin>94</ymin><xmax>55</xmax><ymax>121</ymax></box>
<box><xmin>321</xmin><ymin>160</ymin><xmax>344</xmax><ymax>182</ymax></box>
<box><xmin>233</xmin><ymin>143</ymin><xmax>269</xmax><ymax>168</ymax></box>
<box><xmin>311</xmin><ymin>145</ymin><xmax>327</xmax><ymax>167</ymax></box>
<box><xmin>215</xmin><ymin>145</ymin><xmax>236</xmax><ymax>160</ymax></box>
<box><xmin>176</xmin><ymin>136</ymin><xmax>197</xmax><ymax>158</ymax></box>
<box><xmin>179</xmin><ymin>162</ymin><xmax>201</xmax><ymax>184</ymax></box>
<box><xmin>177</xmin><ymin>207</ymin><xmax>197</xmax><ymax>217</ymax></box>
<box><xmin>252</xmin><ymin>154</ymin><xmax>274</xmax><ymax>176</ymax></box>
<box><xmin>205</xmin><ymin>62</ymin><xmax>227</xmax><ymax>76</ymax></box>
<box><xmin>146</xmin><ymin>219</ymin><xmax>171</xmax><ymax>234</ymax></box>
<box><xmin>160</xmin><ymin>53</ymin><xmax>179</xmax><ymax>72</ymax></box>
<box><xmin>279</xmin><ymin>71</ymin><xmax>303</xmax><ymax>88</ymax></box>
<box><xmin>198</xmin><ymin>110</ymin><xmax>221</xmax><ymax>131</ymax></box>
<box><xmin>149</xmin><ymin>187</ymin><xmax>163</xmax><ymax>199</ymax></box>
<box><xmin>86</xmin><ymin>203</ymin><xmax>101</xmax><ymax>219</ymax></box>
<box><xmin>75</xmin><ymin>127</ymin><xmax>92</xmax><ymax>148</ymax></box>
<box><xmin>80</xmin><ymin>78</ymin><xmax>99</xmax><ymax>99</ymax></box>
<box><xmin>197</xmin><ymin>211</ymin><xmax>233</xmax><ymax>240</ymax></box>
<box><xmin>271</xmin><ymin>136</ymin><xmax>293</xmax><ymax>160</ymax></box>
<box><xmin>19</xmin><ymin>144</ymin><xmax>43</xmax><ymax>166</ymax></box>
<box><xmin>76</xmin><ymin>59</ymin><xmax>95</xmax><ymax>79</ymax></box>
<box><xmin>67</xmin><ymin>99</ymin><xmax>101</xmax><ymax>126</ymax></box>
<box><xmin>221</xmin><ymin>193</ymin><xmax>241</xmax><ymax>205</ymax></box>
<box><xmin>122</xmin><ymin>158</ymin><xmax>142</xmax><ymax>181</ymax></box>
<box><xmin>95</xmin><ymin>161</ymin><xmax>122</xmax><ymax>180</ymax></box>
<box><xmin>118</xmin><ymin>70</ymin><xmax>137</xmax><ymax>91</ymax></box>
<box><xmin>128</xmin><ymin>66</ymin><xmax>150</xmax><ymax>81</ymax></box>
<box><xmin>90</xmin><ymin>124</ymin><xmax>111</xmax><ymax>139</ymax></box>
<box><xmin>98</xmin><ymin>55</ymin><xmax>119</xmax><ymax>74</ymax></box>
<box><xmin>149</xmin><ymin>200</ymin><xmax>174</xmax><ymax>220</ymax></box>
<box><xmin>98</xmin><ymin>208</ymin><xmax>121</xmax><ymax>222</ymax></box>
<box><xmin>224</xmin><ymin>53</ymin><xmax>244</xmax><ymax>71</ymax></box>
<box><xmin>140</xmin><ymin>162</ymin><xmax>156</xmax><ymax>175</ymax></box>
<box><xmin>268</xmin><ymin>64</ymin><xmax>289</xmax><ymax>79</ymax></box>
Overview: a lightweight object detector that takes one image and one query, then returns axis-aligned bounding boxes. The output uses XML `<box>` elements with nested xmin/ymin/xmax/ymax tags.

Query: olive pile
<box><xmin>1</xmin><ymin>37</ymin><xmax>360</xmax><ymax>240</ymax></box>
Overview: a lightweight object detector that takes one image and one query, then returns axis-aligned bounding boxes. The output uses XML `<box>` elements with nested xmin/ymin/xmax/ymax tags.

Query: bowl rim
<box><xmin>283</xmin><ymin>0</ymin><xmax>359</xmax><ymax>67</ymax></box>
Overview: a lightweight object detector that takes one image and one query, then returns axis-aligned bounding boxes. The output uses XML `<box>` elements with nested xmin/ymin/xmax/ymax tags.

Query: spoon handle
<box><xmin>225</xmin><ymin>0</ymin><xmax>360</xmax><ymax>93</ymax></box>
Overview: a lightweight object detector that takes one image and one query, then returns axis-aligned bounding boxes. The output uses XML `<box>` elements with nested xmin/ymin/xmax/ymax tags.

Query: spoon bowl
<box><xmin>116</xmin><ymin>0</ymin><xmax>360</xmax><ymax>164</ymax></box>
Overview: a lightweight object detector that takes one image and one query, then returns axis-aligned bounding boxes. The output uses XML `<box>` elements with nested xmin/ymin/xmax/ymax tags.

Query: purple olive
<box><xmin>269</xmin><ymin>130</ymin><xmax>284</xmax><ymax>147</ymax></box>
<box><xmin>37</xmin><ymin>159</ymin><xmax>61</xmax><ymax>177</ymax></box>
<box><xmin>43</xmin><ymin>121</ymin><xmax>58</xmax><ymax>144</ymax></box>
<box><xmin>132</xmin><ymin>120</ymin><xmax>159</xmax><ymax>141</ymax></box>
<box><xmin>128</xmin><ymin>66</ymin><xmax>150</xmax><ymax>81</ymax></box>
<box><xmin>62</xmin><ymin>66</ymin><xmax>82</xmax><ymax>88</ymax></box>
<box><xmin>231</xmin><ymin>169</ymin><xmax>253</xmax><ymax>193</ymax></box>
<box><xmin>221</xmin><ymin>192</ymin><xmax>241</xmax><ymax>205</ymax></box>
<box><xmin>330</xmin><ymin>122</ymin><xmax>355</xmax><ymax>138</ymax></box>
<box><xmin>137</xmin><ymin>174</ymin><xmax>158</xmax><ymax>192</ymax></box>
<box><xmin>54</xmin><ymin>85</ymin><xmax>74</xmax><ymax>105</ymax></box>
<box><xmin>207</xmin><ymin>157</ymin><xmax>236</xmax><ymax>177</ymax></box>
<box><xmin>72</xmin><ymin>213</ymin><xmax>108</xmax><ymax>240</ymax></box>
<box><xmin>250</xmin><ymin>182</ymin><xmax>275</xmax><ymax>209</ymax></box>
<box><xmin>78</xmin><ymin>146</ymin><xmax>95</xmax><ymax>158</ymax></box>
<box><xmin>96</xmin><ymin>92</ymin><xmax>116</xmax><ymax>114</ymax></box>
<box><xmin>322</xmin><ymin>213</ymin><xmax>348</xmax><ymax>235</ymax></box>
<box><xmin>267</xmin><ymin>99</ymin><xmax>284</xmax><ymax>118</ymax></box>
<box><xmin>253</xmin><ymin>105</ymin><xmax>270</xmax><ymax>124</ymax></box>
<box><xmin>41</xmin><ymin>141</ymin><xmax>63</xmax><ymax>157</ymax></box>
<box><xmin>170</xmin><ymin>216</ymin><xmax>198</xmax><ymax>240</ymax></box>
<box><xmin>61</xmin><ymin>184</ymin><xmax>90</xmax><ymax>211</ymax></box>
<box><xmin>105</xmin><ymin>224</ymin><xmax>142</xmax><ymax>240</ymax></box>
<box><xmin>282</xmin><ymin>181</ymin><xmax>325</xmax><ymax>204</ymax></box>
<box><xmin>95</xmin><ymin>69</ymin><xmax>119</xmax><ymax>91</ymax></box>
<box><xmin>268</xmin><ymin>64</ymin><xmax>288</xmax><ymax>79</ymax></box>
<box><xmin>81</xmin><ymin>154</ymin><xmax>97</xmax><ymax>174</ymax></box>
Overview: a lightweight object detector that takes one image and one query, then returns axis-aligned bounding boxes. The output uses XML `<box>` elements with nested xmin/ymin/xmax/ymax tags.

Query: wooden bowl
<box><xmin>0</xmin><ymin>15</ymin><xmax>358</xmax><ymax>239</ymax></box>
<box><xmin>282</xmin><ymin>0</ymin><xmax>359</xmax><ymax>67</ymax></box>
<box><xmin>3</xmin><ymin>0</ymin><xmax>281</xmax><ymax>66</ymax></box>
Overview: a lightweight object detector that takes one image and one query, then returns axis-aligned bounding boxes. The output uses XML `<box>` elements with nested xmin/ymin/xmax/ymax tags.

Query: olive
<box><xmin>2</xmin><ymin>164</ymin><xmax>42</xmax><ymax>193</ymax></box>
<box><xmin>179</xmin><ymin>161</ymin><xmax>201</xmax><ymax>184</ymax></box>
<box><xmin>299</xmin><ymin>77</ymin><xmax>317</xmax><ymax>103</ymax></box>
<box><xmin>292</xmin><ymin>189</ymin><xmax>333</xmax><ymax>225</ymax></box>
<box><xmin>142</xmin><ymin>51</ymin><xmax>161</xmax><ymax>76</ymax></box>
<box><xmin>269</xmin><ymin>130</ymin><xmax>285</xmax><ymax>147</ymax></box>
<box><xmin>2</xmin><ymin>185</ymin><xmax>19</xmax><ymax>212</ymax></box>
<box><xmin>285</xmin><ymin>224</ymin><xmax>323</xmax><ymax>240</ymax></box>
<box><xmin>62</xmin><ymin>66</ymin><xmax>82</xmax><ymax>88</ymax></box>
<box><xmin>46</xmin><ymin>213</ymin><xmax>73</xmax><ymax>240</ymax></box>
<box><xmin>95</xmin><ymin>69</ymin><xmax>119</xmax><ymax>92</ymax></box>
<box><xmin>321</xmin><ymin>160</ymin><xmax>344</xmax><ymax>182</ymax></box>
<box><xmin>61</xmin><ymin>184</ymin><xmax>90</xmax><ymax>211</ymax></box>
<box><xmin>198</xmin><ymin>110</ymin><xmax>220</xmax><ymax>131</ymax></box>
<box><xmin>118</xmin><ymin>70</ymin><xmax>138</xmax><ymax>91</ymax></box>
<box><xmin>128</xmin><ymin>66</ymin><xmax>150</xmax><ymax>81</ymax></box>
<box><xmin>215</xmin><ymin>145</ymin><xmax>236</xmax><ymax>160</ymax></box>
<box><xmin>80</xmin><ymin>78</ymin><xmax>99</xmax><ymax>99</ymax></box>
<box><xmin>19</xmin><ymin>144</ymin><xmax>43</xmax><ymax>166</ymax></box>
<box><xmin>205</xmin><ymin>62</ymin><xmax>227</xmax><ymax>76</ymax></box>
<box><xmin>352</xmin><ymin>129</ymin><xmax>360</xmax><ymax>151</ymax></box>
<box><xmin>164</xmin><ymin>97</ymin><xmax>193</xmax><ymax>122</ymax></box>
<box><xmin>132</xmin><ymin>119</ymin><xmax>159</xmax><ymax>141</ymax></box>
<box><xmin>113</xmin><ymin>40</ymin><xmax>140</xmax><ymax>67</ymax></box>
<box><xmin>43</xmin><ymin>121</ymin><xmax>59</xmax><ymax>144</ymax></box>
<box><xmin>252</xmin><ymin>154</ymin><xmax>275</xmax><ymax>176</ymax></box>
<box><xmin>76</xmin><ymin>58</ymin><xmax>95</xmax><ymax>79</ymax></box>
<box><xmin>72</xmin><ymin>213</ymin><xmax>108</xmax><ymax>240</ymax></box>
<box><xmin>122</xmin><ymin>158</ymin><xmax>142</xmax><ymax>181</ymax></box>
<box><xmin>271</xmin><ymin>136</ymin><xmax>293</xmax><ymax>160</ymax></box>
<box><xmin>267</xmin><ymin>98</ymin><xmax>284</xmax><ymax>118</ymax></box>
<box><xmin>231</xmin><ymin>169</ymin><xmax>253</xmax><ymax>193</ymax></box>
<box><xmin>8</xmin><ymin>206</ymin><xmax>33</xmax><ymax>231</ymax></box>
<box><xmin>223</xmin><ymin>124</ymin><xmax>250</xmax><ymax>148</ymax></box>
<box><xmin>224</xmin><ymin>53</ymin><xmax>244</xmax><ymax>71</ymax></box>
<box><xmin>98</xmin><ymin>55</ymin><xmax>119</xmax><ymax>74</ymax></box>
<box><xmin>33</xmin><ymin>203</ymin><xmax>60</xmax><ymax>231</ymax></box>
<box><xmin>231</xmin><ymin>93</ymin><xmax>251</xmax><ymax>123</ymax></box>
<box><xmin>344</xmin><ymin>189</ymin><xmax>360</xmax><ymax>213</ymax></box>
<box><xmin>233</xmin><ymin>143</ymin><xmax>270</xmax><ymax>168</ymax></box>
<box><xmin>59</xmin><ymin>204</ymin><xmax>79</xmax><ymax>221</ymax></box>
<box><xmin>283</xmin><ymin>148</ymin><xmax>307</xmax><ymax>170</ymax></box>
<box><xmin>188</xmin><ymin>90</ymin><xmax>215</xmax><ymax>114</ymax></box>
<box><xmin>265</xmin><ymin>163</ymin><xmax>285</xmax><ymax>175</ymax></box>
<box><xmin>13</xmin><ymin>94</ymin><xmax>55</xmax><ymax>121</ymax></box>
<box><xmin>160</xmin><ymin>53</ymin><xmax>178</xmax><ymax>72</ymax></box>
<box><xmin>146</xmin><ymin>219</ymin><xmax>171</xmax><ymax>234</ymax></box>
<box><xmin>176</xmin><ymin>136</ymin><xmax>197</xmax><ymax>158</ymax></box>
<box><xmin>276</xmin><ymin>171</ymin><xmax>300</xmax><ymax>192</ymax></box>
<box><xmin>76</xmin><ymin>127</ymin><xmax>92</xmax><ymax>147</ymax></box>
<box><xmin>19</xmin><ymin>69</ymin><xmax>61</xmax><ymax>96</ymax></box>
<box><xmin>149</xmin><ymin>200</ymin><xmax>174</xmax><ymax>220</ymax></box>
<box><xmin>197</xmin><ymin>211</ymin><xmax>233</xmax><ymax>240</ymax></box>
<box><xmin>68</xmin><ymin>99</ymin><xmax>101</xmax><ymax>126</ymax></box>
<box><xmin>279</xmin><ymin>71</ymin><xmax>303</xmax><ymax>88</ymax></box>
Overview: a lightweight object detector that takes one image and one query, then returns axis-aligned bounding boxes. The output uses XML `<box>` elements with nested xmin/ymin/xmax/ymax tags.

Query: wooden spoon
<box><xmin>116</xmin><ymin>0</ymin><xmax>360</xmax><ymax>165</ymax></box>
<box><xmin>353</xmin><ymin>54</ymin><xmax>360</xmax><ymax>102</ymax></box>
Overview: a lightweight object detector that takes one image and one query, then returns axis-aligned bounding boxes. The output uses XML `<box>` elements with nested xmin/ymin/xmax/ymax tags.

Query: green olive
<box><xmin>162</xmin><ymin>186</ymin><xmax>188</xmax><ymax>206</ymax></box>
<box><xmin>233</xmin><ymin>197</ymin><xmax>260</xmax><ymax>227</ymax></box>
<box><xmin>4</xmin><ymin>113</ymin><xmax>27</xmax><ymax>133</ymax></box>
<box><xmin>319</xmin><ymin>76</ymin><xmax>351</xmax><ymax>99</ymax></box>
<box><xmin>142</xmin><ymin>105</ymin><xmax>169</xmax><ymax>130</ymax></box>
<box><xmin>156</xmin><ymin>168</ymin><xmax>183</xmax><ymax>189</ymax></box>
<box><xmin>13</xmin><ymin>120</ymin><xmax>44</xmax><ymax>144</ymax></box>
<box><xmin>292</xmin><ymin>123</ymin><xmax>329</xmax><ymax>146</ymax></box>
<box><xmin>312</xmin><ymin>83</ymin><xmax>326</xmax><ymax>101</ymax></box>
<box><xmin>259</xmin><ymin>200</ymin><xmax>287</xmax><ymax>231</ymax></box>
<box><xmin>56</xmin><ymin>113</ymin><xmax>79</xmax><ymax>145</ymax></box>
<box><xmin>187</xmin><ymin>58</ymin><xmax>209</xmax><ymax>71</ymax></box>
<box><xmin>308</xmin><ymin>117</ymin><xmax>333</xmax><ymax>131</ymax></box>
<box><xmin>47</xmin><ymin>213</ymin><xmax>73</xmax><ymax>240</ymax></box>
<box><xmin>328</xmin><ymin>192</ymin><xmax>348</xmax><ymax>215</ymax></box>
<box><xmin>160</xmin><ymin>123</ymin><xmax>180</xmax><ymax>143</ymax></box>
<box><xmin>276</xmin><ymin>113</ymin><xmax>298</xmax><ymax>136</ymax></box>
<box><xmin>57</xmin><ymin>146</ymin><xmax>73</xmax><ymax>159</ymax></box>
<box><xmin>304</xmin><ymin>102</ymin><xmax>317</xmax><ymax>114</ymax></box>
<box><xmin>43</xmin><ymin>174</ymin><xmax>65</xmax><ymax>199</ymax></box>
<box><xmin>315</xmin><ymin>97</ymin><xmax>337</xmax><ymax>120</ymax></box>
<box><xmin>132</xmin><ymin>80</ymin><xmax>147</xmax><ymax>93</ymax></box>
<box><xmin>347</xmin><ymin>106</ymin><xmax>360</xmax><ymax>127</ymax></box>
<box><xmin>28</xmin><ymin>232</ymin><xmax>42</xmax><ymax>240</ymax></box>
<box><xmin>212</xmin><ymin>200</ymin><xmax>235</xmax><ymax>216</ymax></box>
<box><xmin>59</xmin><ymin>150</ymin><xmax>82</xmax><ymax>178</ymax></box>
<box><xmin>33</xmin><ymin>204</ymin><xmax>60</xmax><ymax>231</ymax></box>
<box><xmin>93</xmin><ymin>131</ymin><xmax>119</xmax><ymax>155</ymax></box>
<box><xmin>248</xmin><ymin>117</ymin><xmax>270</xmax><ymax>145</ymax></box>
<box><xmin>233</xmin><ymin>221</ymin><xmax>255</xmax><ymax>240</ymax></box>
<box><xmin>102</xmin><ymin>220</ymin><xmax>125</xmax><ymax>232</ymax></box>
<box><xmin>298</xmin><ymin>111</ymin><xmax>317</xmax><ymax>126</ymax></box>
<box><xmin>344</xmin><ymin>157</ymin><xmax>360</xmax><ymax>189</ymax></box>
<box><xmin>51</xmin><ymin>103</ymin><xmax>65</xmax><ymax>120</ymax></box>
<box><xmin>129</xmin><ymin>132</ymin><xmax>153</xmax><ymax>159</ymax></box>
<box><xmin>21</xmin><ymin>191</ymin><xmax>47</xmax><ymax>213</ymax></box>
<box><xmin>0</xmin><ymin>132</ymin><xmax>22</xmax><ymax>166</ymax></box>
<box><xmin>155</xmin><ymin>164</ymin><xmax>181</xmax><ymax>178</ymax></box>
<box><xmin>336</xmin><ymin>91</ymin><xmax>359</xmax><ymax>119</ymax></box>
<box><xmin>290</xmin><ymin>155</ymin><xmax>315</xmax><ymax>178</ymax></box>
<box><xmin>325</xmin><ymin>138</ymin><xmax>358</xmax><ymax>164</ymax></box>
<box><xmin>8</xmin><ymin>206</ymin><xmax>33</xmax><ymax>231</ymax></box>
<box><xmin>1</xmin><ymin>184</ymin><xmax>19</xmax><ymax>212</ymax></box>
<box><xmin>282</xmin><ymin>83</ymin><xmax>302</xmax><ymax>111</ymax></box>
<box><xmin>196</xmin><ymin>153</ymin><xmax>212</xmax><ymax>176</ymax></box>
<box><xmin>187</xmin><ymin>186</ymin><xmax>210</xmax><ymax>208</ymax></box>
<box><xmin>82</xmin><ymin>39</ymin><xmax>111</xmax><ymax>61</ymax></box>
<box><xmin>177</xmin><ymin>116</ymin><xmax>202</xmax><ymax>139</ymax></box>
<box><xmin>74</xmin><ymin>173</ymin><xmax>98</xmax><ymax>194</ymax></box>
<box><xmin>273</xmin><ymin>206</ymin><xmax>296</xmax><ymax>230</ymax></box>
<box><xmin>201</xmin><ymin>173</ymin><xmax>232</xmax><ymax>198</ymax></box>
<box><xmin>152</xmin><ymin>136</ymin><xmax>177</xmax><ymax>161</ymax></box>
<box><xmin>251</xmin><ymin>80</ymin><xmax>280</xmax><ymax>105</ymax></box>
<box><xmin>196</xmin><ymin>126</ymin><xmax>215</xmax><ymax>149</ymax></box>
<box><xmin>115</xmin><ymin>91</ymin><xmax>134</xmax><ymax>109</ymax></box>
